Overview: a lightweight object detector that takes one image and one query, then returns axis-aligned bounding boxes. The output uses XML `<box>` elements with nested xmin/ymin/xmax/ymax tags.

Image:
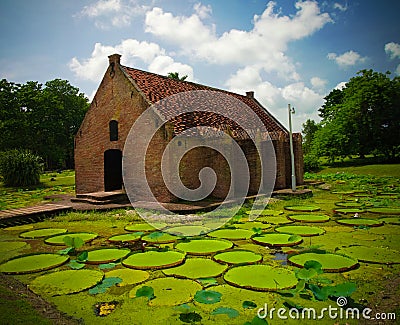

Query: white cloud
<box><xmin>334</xmin><ymin>81</ymin><xmax>347</xmax><ymax>90</ymax></box>
<box><xmin>333</xmin><ymin>2</ymin><xmax>348</xmax><ymax>12</ymax></box>
<box><xmin>77</xmin><ymin>0</ymin><xmax>148</xmax><ymax>29</ymax></box>
<box><xmin>327</xmin><ymin>50</ymin><xmax>367</xmax><ymax>68</ymax></box>
<box><xmin>69</xmin><ymin>39</ymin><xmax>194</xmax><ymax>82</ymax></box>
<box><xmin>310</xmin><ymin>77</ymin><xmax>327</xmax><ymax>90</ymax></box>
<box><xmin>385</xmin><ymin>42</ymin><xmax>400</xmax><ymax>59</ymax></box>
<box><xmin>193</xmin><ymin>3</ymin><xmax>212</xmax><ymax>19</ymax></box>
<box><xmin>145</xmin><ymin>1</ymin><xmax>331</xmax><ymax>81</ymax></box>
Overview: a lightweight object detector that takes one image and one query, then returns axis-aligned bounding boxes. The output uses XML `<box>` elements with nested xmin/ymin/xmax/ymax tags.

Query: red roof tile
<box><xmin>122</xmin><ymin>66</ymin><xmax>287</xmax><ymax>138</ymax></box>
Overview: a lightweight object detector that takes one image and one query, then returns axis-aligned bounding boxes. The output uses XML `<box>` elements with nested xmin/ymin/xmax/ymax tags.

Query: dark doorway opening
<box><xmin>104</xmin><ymin>149</ymin><xmax>122</xmax><ymax>191</ymax></box>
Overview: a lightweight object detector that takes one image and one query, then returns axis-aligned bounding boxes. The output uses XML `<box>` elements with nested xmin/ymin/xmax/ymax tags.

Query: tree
<box><xmin>301</xmin><ymin>119</ymin><xmax>321</xmax><ymax>155</ymax></box>
<box><xmin>167</xmin><ymin>72</ymin><xmax>188</xmax><ymax>81</ymax></box>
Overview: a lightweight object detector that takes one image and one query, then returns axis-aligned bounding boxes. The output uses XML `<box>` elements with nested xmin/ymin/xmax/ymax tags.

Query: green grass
<box><xmin>0</xmin><ymin>170</ymin><xmax>75</xmax><ymax>210</ymax></box>
<box><xmin>317</xmin><ymin>164</ymin><xmax>400</xmax><ymax>178</ymax></box>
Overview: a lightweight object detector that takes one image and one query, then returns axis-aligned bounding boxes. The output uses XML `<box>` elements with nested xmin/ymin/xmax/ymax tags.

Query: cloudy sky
<box><xmin>1</xmin><ymin>0</ymin><xmax>399</xmax><ymax>131</ymax></box>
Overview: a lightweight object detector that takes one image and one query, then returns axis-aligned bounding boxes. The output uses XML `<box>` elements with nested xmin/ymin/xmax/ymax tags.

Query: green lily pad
<box><xmin>207</xmin><ymin>229</ymin><xmax>254</xmax><ymax>240</ymax></box>
<box><xmin>142</xmin><ymin>232</ymin><xmax>179</xmax><ymax>244</ymax></box>
<box><xmin>165</xmin><ymin>225</ymin><xmax>210</xmax><ymax>236</ymax></box>
<box><xmin>211</xmin><ymin>307</ymin><xmax>239</xmax><ymax>318</ymax></box>
<box><xmin>337</xmin><ymin>246</ymin><xmax>400</xmax><ymax>264</ymax></box>
<box><xmin>213</xmin><ymin>250</ymin><xmax>262</xmax><ymax>265</ymax></box>
<box><xmin>105</xmin><ymin>268</ymin><xmax>149</xmax><ymax>286</ymax></box>
<box><xmin>194</xmin><ymin>290</ymin><xmax>222</xmax><ymax>304</ymax></box>
<box><xmin>246</xmin><ymin>209</ymin><xmax>284</xmax><ymax>216</ymax></box>
<box><xmin>336</xmin><ymin>218</ymin><xmax>384</xmax><ymax>227</ymax></box>
<box><xmin>333</xmin><ymin>208</ymin><xmax>366</xmax><ymax>214</ymax></box>
<box><xmin>367</xmin><ymin>207</ymin><xmax>400</xmax><ymax>215</ymax></box>
<box><xmin>335</xmin><ymin>202</ymin><xmax>372</xmax><ymax>208</ymax></box>
<box><xmin>287</xmin><ymin>214</ymin><xmax>330</xmax><ymax>223</ymax></box>
<box><xmin>85</xmin><ymin>248</ymin><xmax>131</xmax><ymax>264</ymax></box>
<box><xmin>224</xmin><ymin>265</ymin><xmax>297</xmax><ymax>291</ymax></box>
<box><xmin>44</xmin><ymin>232</ymin><xmax>98</xmax><ymax>246</ymax></box>
<box><xmin>175</xmin><ymin>239</ymin><xmax>233</xmax><ymax>255</ymax></box>
<box><xmin>125</xmin><ymin>223</ymin><xmax>166</xmax><ymax>232</ymax></box>
<box><xmin>234</xmin><ymin>222</ymin><xmax>272</xmax><ymax>230</ymax></box>
<box><xmin>288</xmin><ymin>252</ymin><xmax>358</xmax><ymax>272</ymax></box>
<box><xmin>284</xmin><ymin>205</ymin><xmax>321</xmax><ymax>212</ymax></box>
<box><xmin>19</xmin><ymin>228</ymin><xmax>68</xmax><ymax>239</ymax></box>
<box><xmin>0</xmin><ymin>241</ymin><xmax>28</xmax><ymax>252</ymax></box>
<box><xmin>163</xmin><ymin>258</ymin><xmax>228</xmax><ymax>279</ymax></box>
<box><xmin>251</xmin><ymin>233</ymin><xmax>303</xmax><ymax>247</ymax></box>
<box><xmin>0</xmin><ymin>253</ymin><xmax>69</xmax><ymax>274</ymax></box>
<box><xmin>130</xmin><ymin>278</ymin><xmax>202</xmax><ymax>306</ymax></box>
<box><xmin>275</xmin><ymin>225</ymin><xmax>325</xmax><ymax>237</ymax></box>
<box><xmin>108</xmin><ymin>233</ymin><xmax>142</xmax><ymax>243</ymax></box>
<box><xmin>122</xmin><ymin>251</ymin><xmax>185</xmax><ymax>270</ymax></box>
<box><xmin>380</xmin><ymin>217</ymin><xmax>400</xmax><ymax>225</ymax></box>
<box><xmin>29</xmin><ymin>269</ymin><xmax>104</xmax><ymax>296</ymax></box>
<box><xmin>4</xmin><ymin>225</ymin><xmax>34</xmax><ymax>231</ymax></box>
<box><xmin>256</xmin><ymin>216</ymin><xmax>294</xmax><ymax>225</ymax></box>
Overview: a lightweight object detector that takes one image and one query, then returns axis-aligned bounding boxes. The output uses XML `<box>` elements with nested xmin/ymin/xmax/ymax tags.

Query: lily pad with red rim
<box><xmin>19</xmin><ymin>228</ymin><xmax>68</xmax><ymax>239</ymax></box>
<box><xmin>284</xmin><ymin>205</ymin><xmax>321</xmax><ymax>212</ymax></box>
<box><xmin>212</xmin><ymin>250</ymin><xmax>262</xmax><ymax>265</ymax></box>
<box><xmin>108</xmin><ymin>233</ymin><xmax>142</xmax><ymax>243</ymax></box>
<box><xmin>175</xmin><ymin>239</ymin><xmax>233</xmax><ymax>255</ymax></box>
<box><xmin>287</xmin><ymin>214</ymin><xmax>330</xmax><ymax>223</ymax></box>
<box><xmin>223</xmin><ymin>264</ymin><xmax>297</xmax><ymax>291</ymax></box>
<box><xmin>336</xmin><ymin>218</ymin><xmax>384</xmax><ymax>227</ymax></box>
<box><xmin>44</xmin><ymin>232</ymin><xmax>98</xmax><ymax>246</ymax></box>
<box><xmin>333</xmin><ymin>208</ymin><xmax>366</xmax><ymax>215</ymax></box>
<box><xmin>104</xmin><ymin>268</ymin><xmax>149</xmax><ymax>286</ymax></box>
<box><xmin>275</xmin><ymin>225</ymin><xmax>325</xmax><ymax>237</ymax></box>
<box><xmin>251</xmin><ymin>233</ymin><xmax>303</xmax><ymax>247</ymax></box>
<box><xmin>122</xmin><ymin>250</ymin><xmax>185</xmax><ymax>270</ymax></box>
<box><xmin>379</xmin><ymin>217</ymin><xmax>400</xmax><ymax>225</ymax></box>
<box><xmin>165</xmin><ymin>225</ymin><xmax>210</xmax><ymax>236</ymax></box>
<box><xmin>367</xmin><ymin>207</ymin><xmax>400</xmax><ymax>215</ymax></box>
<box><xmin>85</xmin><ymin>248</ymin><xmax>131</xmax><ymax>264</ymax></box>
<box><xmin>0</xmin><ymin>253</ymin><xmax>69</xmax><ymax>274</ymax></box>
<box><xmin>288</xmin><ymin>252</ymin><xmax>358</xmax><ymax>272</ymax></box>
<box><xmin>207</xmin><ymin>229</ymin><xmax>254</xmax><ymax>240</ymax></box>
<box><xmin>142</xmin><ymin>232</ymin><xmax>179</xmax><ymax>244</ymax></box>
<box><xmin>163</xmin><ymin>258</ymin><xmax>228</xmax><ymax>279</ymax></box>
<box><xmin>337</xmin><ymin>246</ymin><xmax>400</xmax><ymax>264</ymax></box>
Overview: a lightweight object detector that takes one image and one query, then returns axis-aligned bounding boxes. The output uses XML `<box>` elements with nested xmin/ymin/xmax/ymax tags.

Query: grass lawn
<box><xmin>0</xmin><ymin>166</ymin><xmax>399</xmax><ymax>324</ymax></box>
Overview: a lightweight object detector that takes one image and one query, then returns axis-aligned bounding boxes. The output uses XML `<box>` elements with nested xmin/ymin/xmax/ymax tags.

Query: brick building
<box><xmin>74</xmin><ymin>54</ymin><xmax>304</xmax><ymax>202</ymax></box>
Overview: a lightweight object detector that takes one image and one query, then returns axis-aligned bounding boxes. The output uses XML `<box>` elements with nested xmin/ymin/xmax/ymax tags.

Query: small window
<box><xmin>109</xmin><ymin>120</ymin><xmax>118</xmax><ymax>141</ymax></box>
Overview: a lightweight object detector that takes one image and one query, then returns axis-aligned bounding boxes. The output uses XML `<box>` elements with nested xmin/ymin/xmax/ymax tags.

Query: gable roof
<box><xmin>121</xmin><ymin>65</ymin><xmax>287</xmax><ymax>139</ymax></box>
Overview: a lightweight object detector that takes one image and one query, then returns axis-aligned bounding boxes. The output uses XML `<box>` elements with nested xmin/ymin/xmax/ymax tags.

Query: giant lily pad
<box><xmin>142</xmin><ymin>232</ymin><xmax>179</xmax><ymax>244</ymax></box>
<box><xmin>19</xmin><ymin>228</ymin><xmax>68</xmax><ymax>239</ymax></box>
<box><xmin>257</xmin><ymin>216</ymin><xmax>294</xmax><ymax>225</ymax></box>
<box><xmin>367</xmin><ymin>207</ymin><xmax>400</xmax><ymax>215</ymax></box>
<box><xmin>213</xmin><ymin>250</ymin><xmax>262</xmax><ymax>265</ymax></box>
<box><xmin>130</xmin><ymin>278</ymin><xmax>202</xmax><ymax>306</ymax></box>
<box><xmin>44</xmin><ymin>232</ymin><xmax>98</xmax><ymax>246</ymax></box>
<box><xmin>0</xmin><ymin>253</ymin><xmax>69</xmax><ymax>274</ymax></box>
<box><xmin>165</xmin><ymin>226</ymin><xmax>210</xmax><ymax>236</ymax></box>
<box><xmin>284</xmin><ymin>205</ymin><xmax>321</xmax><ymax>212</ymax></box>
<box><xmin>207</xmin><ymin>229</ymin><xmax>254</xmax><ymax>240</ymax></box>
<box><xmin>175</xmin><ymin>239</ymin><xmax>233</xmax><ymax>255</ymax></box>
<box><xmin>251</xmin><ymin>233</ymin><xmax>303</xmax><ymax>247</ymax></box>
<box><xmin>335</xmin><ymin>202</ymin><xmax>372</xmax><ymax>208</ymax></box>
<box><xmin>108</xmin><ymin>233</ymin><xmax>142</xmax><ymax>243</ymax></box>
<box><xmin>122</xmin><ymin>251</ymin><xmax>185</xmax><ymax>270</ymax></box>
<box><xmin>336</xmin><ymin>218</ymin><xmax>384</xmax><ymax>227</ymax></box>
<box><xmin>337</xmin><ymin>246</ymin><xmax>400</xmax><ymax>264</ymax></box>
<box><xmin>85</xmin><ymin>248</ymin><xmax>131</xmax><ymax>264</ymax></box>
<box><xmin>287</xmin><ymin>214</ymin><xmax>330</xmax><ymax>223</ymax></box>
<box><xmin>163</xmin><ymin>258</ymin><xmax>227</xmax><ymax>279</ymax></box>
<box><xmin>105</xmin><ymin>268</ymin><xmax>149</xmax><ymax>286</ymax></box>
<box><xmin>234</xmin><ymin>222</ymin><xmax>272</xmax><ymax>230</ymax></box>
<box><xmin>124</xmin><ymin>223</ymin><xmax>155</xmax><ymax>232</ymax></box>
<box><xmin>0</xmin><ymin>241</ymin><xmax>28</xmax><ymax>252</ymax></box>
<box><xmin>224</xmin><ymin>265</ymin><xmax>297</xmax><ymax>291</ymax></box>
<box><xmin>333</xmin><ymin>208</ymin><xmax>365</xmax><ymax>215</ymax></box>
<box><xmin>29</xmin><ymin>269</ymin><xmax>104</xmax><ymax>296</ymax></box>
<box><xmin>288</xmin><ymin>252</ymin><xmax>358</xmax><ymax>272</ymax></box>
<box><xmin>246</xmin><ymin>209</ymin><xmax>284</xmax><ymax>216</ymax></box>
<box><xmin>275</xmin><ymin>225</ymin><xmax>325</xmax><ymax>237</ymax></box>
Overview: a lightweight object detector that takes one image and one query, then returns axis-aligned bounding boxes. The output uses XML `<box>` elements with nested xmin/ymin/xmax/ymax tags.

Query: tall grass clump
<box><xmin>0</xmin><ymin>150</ymin><xmax>44</xmax><ymax>187</ymax></box>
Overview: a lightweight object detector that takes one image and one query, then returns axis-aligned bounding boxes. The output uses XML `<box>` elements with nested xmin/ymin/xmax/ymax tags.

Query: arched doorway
<box><xmin>104</xmin><ymin>149</ymin><xmax>122</xmax><ymax>191</ymax></box>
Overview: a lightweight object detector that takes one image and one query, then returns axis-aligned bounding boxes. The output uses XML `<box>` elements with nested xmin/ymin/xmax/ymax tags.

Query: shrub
<box><xmin>0</xmin><ymin>150</ymin><xmax>43</xmax><ymax>187</ymax></box>
<box><xmin>303</xmin><ymin>153</ymin><xmax>321</xmax><ymax>172</ymax></box>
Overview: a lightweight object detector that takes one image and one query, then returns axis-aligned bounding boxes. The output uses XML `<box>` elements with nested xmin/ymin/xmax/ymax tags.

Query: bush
<box><xmin>0</xmin><ymin>150</ymin><xmax>44</xmax><ymax>187</ymax></box>
<box><xmin>303</xmin><ymin>153</ymin><xmax>321</xmax><ymax>172</ymax></box>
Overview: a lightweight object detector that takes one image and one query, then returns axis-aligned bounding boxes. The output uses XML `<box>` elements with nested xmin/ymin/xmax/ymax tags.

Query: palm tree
<box><xmin>167</xmin><ymin>72</ymin><xmax>188</xmax><ymax>81</ymax></box>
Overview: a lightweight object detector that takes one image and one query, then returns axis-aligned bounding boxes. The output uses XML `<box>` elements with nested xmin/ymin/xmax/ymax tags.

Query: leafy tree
<box><xmin>301</xmin><ymin>119</ymin><xmax>320</xmax><ymax>155</ymax></box>
<box><xmin>167</xmin><ymin>72</ymin><xmax>188</xmax><ymax>81</ymax></box>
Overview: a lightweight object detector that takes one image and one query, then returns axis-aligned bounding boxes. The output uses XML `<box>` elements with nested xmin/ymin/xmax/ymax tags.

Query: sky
<box><xmin>1</xmin><ymin>0</ymin><xmax>400</xmax><ymax>132</ymax></box>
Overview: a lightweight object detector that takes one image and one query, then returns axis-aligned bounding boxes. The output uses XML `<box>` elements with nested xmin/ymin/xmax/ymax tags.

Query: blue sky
<box><xmin>1</xmin><ymin>0</ymin><xmax>399</xmax><ymax>131</ymax></box>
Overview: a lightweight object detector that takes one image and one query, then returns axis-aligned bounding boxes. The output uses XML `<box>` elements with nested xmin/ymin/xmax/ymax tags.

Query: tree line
<box><xmin>0</xmin><ymin>78</ymin><xmax>89</xmax><ymax>170</ymax></box>
<box><xmin>302</xmin><ymin>69</ymin><xmax>400</xmax><ymax>170</ymax></box>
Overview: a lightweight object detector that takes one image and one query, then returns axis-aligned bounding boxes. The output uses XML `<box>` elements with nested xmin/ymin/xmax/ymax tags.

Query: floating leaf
<box><xmin>77</xmin><ymin>251</ymin><xmax>88</xmax><ymax>262</ymax></box>
<box><xmin>0</xmin><ymin>253</ymin><xmax>69</xmax><ymax>274</ymax></box>
<box><xmin>68</xmin><ymin>260</ymin><xmax>85</xmax><ymax>270</ymax></box>
<box><xmin>295</xmin><ymin>268</ymin><xmax>318</xmax><ymax>280</ymax></box>
<box><xmin>326</xmin><ymin>282</ymin><xmax>357</xmax><ymax>297</ymax></box>
<box><xmin>242</xmin><ymin>301</ymin><xmax>257</xmax><ymax>309</ymax></box>
<box><xmin>89</xmin><ymin>277</ymin><xmax>122</xmax><ymax>295</ymax></box>
<box><xmin>99</xmin><ymin>263</ymin><xmax>117</xmax><ymax>270</ymax></box>
<box><xmin>135</xmin><ymin>286</ymin><xmax>155</xmax><ymax>301</ymax></box>
<box><xmin>197</xmin><ymin>277</ymin><xmax>218</xmax><ymax>288</ymax></box>
<box><xmin>63</xmin><ymin>236</ymin><xmax>85</xmax><ymax>249</ymax></box>
<box><xmin>194</xmin><ymin>290</ymin><xmax>222</xmax><ymax>304</ymax></box>
<box><xmin>105</xmin><ymin>269</ymin><xmax>149</xmax><ymax>286</ymax></box>
<box><xmin>211</xmin><ymin>307</ymin><xmax>239</xmax><ymax>318</ymax></box>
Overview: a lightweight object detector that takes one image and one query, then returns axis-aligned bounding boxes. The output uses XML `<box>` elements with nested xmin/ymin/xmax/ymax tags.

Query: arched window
<box><xmin>109</xmin><ymin>120</ymin><xmax>118</xmax><ymax>141</ymax></box>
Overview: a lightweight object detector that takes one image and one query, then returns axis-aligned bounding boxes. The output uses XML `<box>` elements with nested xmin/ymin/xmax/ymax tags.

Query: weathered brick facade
<box><xmin>74</xmin><ymin>54</ymin><xmax>304</xmax><ymax>203</ymax></box>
